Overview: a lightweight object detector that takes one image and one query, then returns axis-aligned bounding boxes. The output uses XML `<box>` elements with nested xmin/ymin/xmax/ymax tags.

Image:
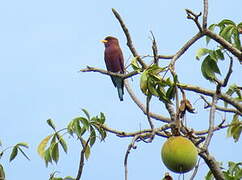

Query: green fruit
<box><xmin>161</xmin><ymin>136</ymin><xmax>198</xmax><ymax>173</ymax></box>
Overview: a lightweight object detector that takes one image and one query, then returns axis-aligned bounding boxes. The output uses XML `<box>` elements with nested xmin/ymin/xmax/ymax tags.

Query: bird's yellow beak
<box><xmin>101</xmin><ymin>39</ymin><xmax>108</xmax><ymax>43</ymax></box>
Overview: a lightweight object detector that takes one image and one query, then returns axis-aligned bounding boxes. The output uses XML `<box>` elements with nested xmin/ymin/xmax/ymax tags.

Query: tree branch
<box><xmin>99</xmin><ymin>123</ymin><xmax>170</xmax><ymax>138</ymax></box>
<box><xmin>204</xmin><ymin>29</ymin><xmax>242</xmax><ymax>61</ymax></box>
<box><xmin>185</xmin><ymin>9</ymin><xmax>202</xmax><ymax>32</ymax></box>
<box><xmin>203</xmin><ymin>0</ymin><xmax>208</xmax><ymax>29</ymax></box>
<box><xmin>124</xmin><ymin>80</ymin><xmax>171</xmax><ymax>123</ymax></box>
<box><xmin>124</xmin><ymin>135</ymin><xmax>139</xmax><ymax>180</ymax></box>
<box><xmin>199</xmin><ymin>152</ymin><xmax>225</xmax><ymax>180</ymax></box>
<box><xmin>178</xmin><ymin>83</ymin><xmax>242</xmax><ymax>113</ymax></box>
<box><xmin>201</xmin><ymin>95</ymin><xmax>241</xmax><ymax>115</ymax></box>
<box><xmin>76</xmin><ymin>138</ymin><xmax>90</xmax><ymax>180</ymax></box>
<box><xmin>112</xmin><ymin>8</ymin><xmax>147</xmax><ymax>69</ymax></box>
<box><xmin>170</xmin><ymin>32</ymin><xmax>204</xmax><ymax>66</ymax></box>
<box><xmin>202</xmin><ymin>93</ymin><xmax>217</xmax><ymax>150</ymax></box>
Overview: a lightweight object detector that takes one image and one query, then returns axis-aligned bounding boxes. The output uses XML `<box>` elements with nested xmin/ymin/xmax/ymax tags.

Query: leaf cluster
<box><xmin>227</xmin><ymin>114</ymin><xmax>242</xmax><ymax>142</ymax></box>
<box><xmin>0</xmin><ymin>141</ymin><xmax>29</xmax><ymax>180</ymax></box>
<box><xmin>38</xmin><ymin>109</ymin><xmax>107</xmax><ymax>168</ymax></box>
<box><xmin>207</xmin><ymin>19</ymin><xmax>242</xmax><ymax>50</ymax></box>
<box><xmin>206</xmin><ymin>161</ymin><xmax>242</xmax><ymax>180</ymax></box>
<box><xmin>139</xmin><ymin>64</ymin><xmax>177</xmax><ymax>103</ymax></box>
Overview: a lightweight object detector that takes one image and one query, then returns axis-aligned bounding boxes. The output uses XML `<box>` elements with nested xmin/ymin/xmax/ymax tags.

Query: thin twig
<box><xmin>80</xmin><ymin>66</ymin><xmax>138</xmax><ymax>79</ymax></box>
<box><xmin>202</xmin><ymin>93</ymin><xmax>218</xmax><ymax>150</ymax></box>
<box><xmin>112</xmin><ymin>8</ymin><xmax>147</xmax><ymax>69</ymax></box>
<box><xmin>146</xmin><ymin>95</ymin><xmax>154</xmax><ymax>130</ymax></box>
<box><xmin>203</xmin><ymin>0</ymin><xmax>208</xmax><ymax>29</ymax></box>
<box><xmin>189</xmin><ymin>158</ymin><xmax>201</xmax><ymax>180</ymax></box>
<box><xmin>204</xmin><ymin>29</ymin><xmax>242</xmax><ymax>61</ymax></box>
<box><xmin>201</xmin><ymin>95</ymin><xmax>241</xmax><ymax>115</ymax></box>
<box><xmin>170</xmin><ymin>32</ymin><xmax>204</xmax><ymax>66</ymax></box>
<box><xmin>124</xmin><ymin>80</ymin><xmax>171</xmax><ymax>122</ymax></box>
<box><xmin>177</xmin><ymin>83</ymin><xmax>242</xmax><ymax>113</ymax></box>
<box><xmin>222</xmin><ymin>57</ymin><xmax>233</xmax><ymax>87</ymax></box>
<box><xmin>124</xmin><ymin>135</ymin><xmax>139</xmax><ymax>180</ymax></box>
<box><xmin>185</xmin><ymin>9</ymin><xmax>202</xmax><ymax>32</ymax></box>
<box><xmin>76</xmin><ymin>138</ymin><xmax>90</xmax><ymax>180</ymax></box>
<box><xmin>150</xmin><ymin>31</ymin><xmax>159</xmax><ymax>65</ymax></box>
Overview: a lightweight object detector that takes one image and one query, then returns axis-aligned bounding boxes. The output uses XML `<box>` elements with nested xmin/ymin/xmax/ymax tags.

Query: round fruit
<box><xmin>161</xmin><ymin>136</ymin><xmax>198</xmax><ymax>173</ymax></box>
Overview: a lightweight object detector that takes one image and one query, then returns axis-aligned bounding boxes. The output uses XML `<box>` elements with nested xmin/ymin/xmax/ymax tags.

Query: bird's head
<box><xmin>101</xmin><ymin>36</ymin><xmax>119</xmax><ymax>48</ymax></box>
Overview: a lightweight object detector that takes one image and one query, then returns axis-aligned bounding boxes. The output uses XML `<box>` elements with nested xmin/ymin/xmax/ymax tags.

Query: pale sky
<box><xmin>0</xmin><ymin>0</ymin><xmax>241</xmax><ymax>179</ymax></box>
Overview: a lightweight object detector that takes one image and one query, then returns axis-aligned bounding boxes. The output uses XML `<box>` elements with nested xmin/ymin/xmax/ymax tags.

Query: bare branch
<box><xmin>178</xmin><ymin>83</ymin><xmax>242</xmax><ymax>113</ymax></box>
<box><xmin>124</xmin><ymin>135</ymin><xmax>139</xmax><ymax>180</ymax></box>
<box><xmin>189</xmin><ymin>158</ymin><xmax>201</xmax><ymax>180</ymax></box>
<box><xmin>146</xmin><ymin>95</ymin><xmax>154</xmax><ymax>130</ymax></box>
<box><xmin>202</xmin><ymin>93</ymin><xmax>217</xmax><ymax>150</ymax></box>
<box><xmin>201</xmin><ymin>95</ymin><xmax>241</xmax><ymax>115</ymax></box>
<box><xmin>204</xmin><ymin>29</ymin><xmax>242</xmax><ymax>62</ymax></box>
<box><xmin>221</xmin><ymin>57</ymin><xmax>233</xmax><ymax>87</ymax></box>
<box><xmin>150</xmin><ymin>31</ymin><xmax>159</xmax><ymax>65</ymax></box>
<box><xmin>112</xmin><ymin>8</ymin><xmax>147</xmax><ymax>69</ymax></box>
<box><xmin>199</xmin><ymin>152</ymin><xmax>225</xmax><ymax>180</ymax></box>
<box><xmin>76</xmin><ymin>138</ymin><xmax>90</xmax><ymax>180</ymax></box>
<box><xmin>170</xmin><ymin>32</ymin><xmax>204</xmax><ymax>66</ymax></box>
<box><xmin>195</xmin><ymin>123</ymin><xmax>229</xmax><ymax>136</ymax></box>
<box><xmin>99</xmin><ymin>123</ymin><xmax>171</xmax><ymax>138</ymax></box>
<box><xmin>185</xmin><ymin>9</ymin><xmax>202</xmax><ymax>32</ymax></box>
<box><xmin>158</xmin><ymin>55</ymin><xmax>174</xmax><ymax>59</ymax></box>
<box><xmin>124</xmin><ymin>80</ymin><xmax>171</xmax><ymax>123</ymax></box>
<box><xmin>80</xmin><ymin>66</ymin><xmax>138</xmax><ymax>79</ymax></box>
<box><xmin>203</xmin><ymin>0</ymin><xmax>208</xmax><ymax>29</ymax></box>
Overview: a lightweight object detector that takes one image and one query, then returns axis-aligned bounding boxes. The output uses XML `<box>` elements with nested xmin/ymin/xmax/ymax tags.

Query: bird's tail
<box><xmin>112</xmin><ymin>76</ymin><xmax>124</xmax><ymax>101</ymax></box>
<box><xmin>117</xmin><ymin>85</ymin><xmax>124</xmax><ymax>101</ymax></box>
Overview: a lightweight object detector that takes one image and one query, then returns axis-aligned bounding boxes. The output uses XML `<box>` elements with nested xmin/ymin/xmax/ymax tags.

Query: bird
<box><xmin>101</xmin><ymin>36</ymin><xmax>124</xmax><ymax>101</ymax></box>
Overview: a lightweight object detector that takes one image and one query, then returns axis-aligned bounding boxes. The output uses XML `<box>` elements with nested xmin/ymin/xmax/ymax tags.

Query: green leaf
<box><xmin>205</xmin><ymin>170</ymin><xmax>214</xmax><ymax>180</ymax></box>
<box><xmin>51</xmin><ymin>143</ymin><xmax>59</xmax><ymax>163</ymax></box>
<box><xmin>218</xmin><ymin>19</ymin><xmax>236</xmax><ymax>27</ymax></box>
<box><xmin>56</xmin><ymin>133</ymin><xmax>68</xmax><ymax>153</ymax></box>
<box><xmin>196</xmin><ymin>48</ymin><xmax>210</xmax><ymax>60</ymax></box>
<box><xmin>99</xmin><ymin>112</ymin><xmax>105</xmax><ymax>124</ymax></box>
<box><xmin>67</xmin><ymin>120</ymin><xmax>74</xmax><ymax>136</ymax></box>
<box><xmin>47</xmin><ymin>119</ymin><xmax>56</xmax><ymax>131</ymax></box>
<box><xmin>140</xmin><ymin>71</ymin><xmax>148</xmax><ymax>95</ymax></box>
<box><xmin>166</xmin><ymin>85</ymin><xmax>176</xmax><ymax>100</ymax></box>
<box><xmin>16</xmin><ymin>142</ymin><xmax>29</xmax><ymax>148</ymax></box>
<box><xmin>231</xmin><ymin>125</ymin><xmax>242</xmax><ymax>142</ymax></box>
<box><xmin>44</xmin><ymin>148</ymin><xmax>52</xmax><ymax>167</ymax></box>
<box><xmin>92</xmin><ymin>123</ymin><xmax>107</xmax><ymax>141</ymax></box>
<box><xmin>51</xmin><ymin>134</ymin><xmax>56</xmax><ymax>144</ymax></box>
<box><xmin>89</xmin><ymin>126</ymin><xmax>96</xmax><ymax>147</ymax></box>
<box><xmin>157</xmin><ymin>87</ymin><xmax>171</xmax><ymax>103</ymax></box>
<box><xmin>18</xmin><ymin>147</ymin><xmax>30</xmax><ymax>161</ymax></box>
<box><xmin>84</xmin><ymin>144</ymin><xmax>90</xmax><ymax>160</ymax></box>
<box><xmin>80</xmin><ymin>138</ymin><xmax>91</xmax><ymax>160</ymax></box>
<box><xmin>227</xmin><ymin>114</ymin><xmax>242</xmax><ymax>142</ymax></box>
<box><xmin>131</xmin><ymin>57</ymin><xmax>141</xmax><ymax>72</ymax></box>
<box><xmin>215</xmin><ymin>49</ymin><xmax>224</xmax><ymax>60</ymax></box>
<box><xmin>206</xmin><ymin>24</ymin><xmax>217</xmax><ymax>44</ymax></box>
<box><xmin>0</xmin><ymin>164</ymin><xmax>5</xmax><ymax>180</ymax></box>
<box><xmin>80</xmin><ymin>117</ymin><xmax>90</xmax><ymax>130</ymax></box>
<box><xmin>220</xmin><ymin>25</ymin><xmax>234</xmax><ymax>42</ymax></box>
<box><xmin>73</xmin><ymin>118</ymin><xmax>82</xmax><ymax>137</ymax></box>
<box><xmin>147</xmin><ymin>78</ymin><xmax>159</xmax><ymax>97</ymax></box>
<box><xmin>9</xmin><ymin>146</ymin><xmax>18</xmax><ymax>162</ymax></box>
<box><xmin>64</xmin><ymin>176</ymin><xmax>75</xmax><ymax>180</ymax></box>
<box><xmin>238</xmin><ymin>22</ymin><xmax>242</xmax><ymax>29</ymax></box>
<box><xmin>232</xmin><ymin>28</ymin><xmax>241</xmax><ymax>50</ymax></box>
<box><xmin>82</xmin><ymin>109</ymin><xmax>90</xmax><ymax>120</ymax></box>
<box><xmin>201</xmin><ymin>56</ymin><xmax>221</xmax><ymax>81</ymax></box>
<box><xmin>38</xmin><ymin>135</ymin><xmax>53</xmax><ymax>158</ymax></box>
